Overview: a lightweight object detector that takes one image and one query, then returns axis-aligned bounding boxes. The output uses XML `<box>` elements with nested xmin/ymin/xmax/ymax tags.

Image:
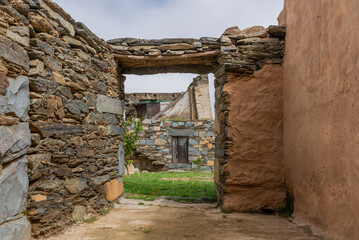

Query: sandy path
<box><xmin>44</xmin><ymin>198</ymin><xmax>321</xmax><ymax>240</ymax></box>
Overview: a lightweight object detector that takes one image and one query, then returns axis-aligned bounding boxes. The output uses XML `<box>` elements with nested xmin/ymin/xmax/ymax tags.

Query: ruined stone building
<box><xmin>125</xmin><ymin>75</ymin><xmax>215</xmax><ymax>171</ymax></box>
<box><xmin>0</xmin><ymin>0</ymin><xmax>358</xmax><ymax>240</ymax></box>
<box><xmin>125</xmin><ymin>74</ymin><xmax>213</xmax><ymax>121</ymax></box>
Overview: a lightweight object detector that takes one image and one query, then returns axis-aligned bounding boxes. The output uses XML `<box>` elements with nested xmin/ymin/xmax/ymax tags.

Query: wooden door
<box><xmin>172</xmin><ymin>137</ymin><xmax>189</xmax><ymax>163</ymax></box>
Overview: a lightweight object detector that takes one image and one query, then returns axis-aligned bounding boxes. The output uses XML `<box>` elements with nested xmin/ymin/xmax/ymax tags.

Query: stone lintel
<box><xmin>167</xmin><ymin>129</ymin><xmax>194</xmax><ymax>137</ymax></box>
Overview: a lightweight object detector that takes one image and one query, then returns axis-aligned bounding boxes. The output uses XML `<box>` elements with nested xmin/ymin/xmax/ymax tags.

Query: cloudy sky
<box><xmin>54</xmin><ymin>0</ymin><xmax>283</xmax><ymax>113</ymax></box>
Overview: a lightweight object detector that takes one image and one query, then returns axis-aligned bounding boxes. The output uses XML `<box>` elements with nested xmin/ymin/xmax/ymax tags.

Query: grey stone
<box><xmin>193</xmin><ymin>41</ymin><xmax>202</xmax><ymax>48</ymax></box>
<box><xmin>0</xmin><ymin>76</ymin><xmax>30</xmax><ymax>121</ymax></box>
<box><xmin>118</xmin><ymin>142</ymin><xmax>124</xmax><ymax>176</ymax></box>
<box><xmin>104</xmin><ymin>125</ymin><xmax>123</xmax><ymax>136</ymax></box>
<box><xmin>172</xmin><ymin>122</ymin><xmax>178</xmax><ymax>127</ymax></box>
<box><xmin>0</xmin><ymin>36</ymin><xmax>29</xmax><ymax>71</ymax></box>
<box><xmin>189</xmin><ymin>139</ymin><xmax>198</xmax><ymax>145</ymax></box>
<box><xmin>205</xmin><ymin>132</ymin><xmax>214</xmax><ymax>137</ymax></box>
<box><xmin>6</xmin><ymin>27</ymin><xmax>30</xmax><ymax>47</ymax></box>
<box><xmin>0</xmin><ymin>123</ymin><xmax>31</xmax><ymax>164</ymax></box>
<box><xmin>178</xmin><ymin>122</ymin><xmax>185</xmax><ymax>127</ymax></box>
<box><xmin>91</xmin><ymin>175</ymin><xmax>111</xmax><ymax>187</ymax></box>
<box><xmin>167</xmin><ymin>129</ymin><xmax>195</xmax><ymax>137</ymax></box>
<box><xmin>188</xmin><ymin>147</ymin><xmax>200</xmax><ymax>155</ymax></box>
<box><xmin>65</xmin><ymin>100</ymin><xmax>89</xmax><ymax>116</ymax></box>
<box><xmin>0</xmin><ymin>216</ymin><xmax>31</xmax><ymax>240</ymax></box>
<box><xmin>39</xmin><ymin>1</ymin><xmax>75</xmax><ymax>36</ymax></box>
<box><xmin>0</xmin><ymin>157</ymin><xmax>28</xmax><ymax>224</ymax></box>
<box><xmin>72</xmin><ymin>205</ymin><xmax>86</xmax><ymax>221</ymax></box>
<box><xmin>64</xmin><ymin>178</ymin><xmax>88</xmax><ymax>194</ymax></box>
<box><xmin>159</xmin><ymin>149</ymin><xmax>170</xmax><ymax>154</ymax></box>
<box><xmin>199</xmin><ymin>166</ymin><xmax>213</xmax><ymax>172</ymax></box>
<box><xmin>36</xmin><ymin>179</ymin><xmax>63</xmax><ymax>191</ymax></box>
<box><xmin>185</xmin><ymin>122</ymin><xmax>193</xmax><ymax>127</ymax></box>
<box><xmin>30</xmin><ymin>39</ymin><xmax>54</xmax><ymax>56</ymax></box>
<box><xmin>167</xmin><ymin>163</ymin><xmax>191</xmax><ymax>169</ymax></box>
<box><xmin>146</xmin><ymin>139</ymin><xmax>154</xmax><ymax>145</ymax></box>
<box><xmin>103</xmin><ymin>113</ymin><xmax>119</xmax><ymax>125</ymax></box>
<box><xmin>96</xmin><ymin>95</ymin><xmax>124</xmax><ymax>115</ymax></box>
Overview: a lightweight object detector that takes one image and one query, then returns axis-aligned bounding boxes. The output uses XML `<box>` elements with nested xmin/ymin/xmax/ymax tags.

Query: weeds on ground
<box><xmin>84</xmin><ymin>216</ymin><xmax>97</xmax><ymax>223</ymax></box>
<box><xmin>99</xmin><ymin>209</ymin><xmax>109</xmax><ymax>215</ymax></box>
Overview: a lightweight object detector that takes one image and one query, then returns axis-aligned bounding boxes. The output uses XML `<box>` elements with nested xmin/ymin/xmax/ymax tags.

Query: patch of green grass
<box><xmin>123</xmin><ymin>171</ymin><xmax>216</xmax><ymax>202</ymax></box>
<box><xmin>84</xmin><ymin>216</ymin><xmax>97</xmax><ymax>223</ymax></box>
<box><xmin>222</xmin><ymin>214</ymin><xmax>227</xmax><ymax>219</ymax></box>
<box><xmin>138</xmin><ymin>202</ymin><xmax>145</xmax><ymax>205</ymax></box>
<box><xmin>99</xmin><ymin>209</ymin><xmax>109</xmax><ymax>215</ymax></box>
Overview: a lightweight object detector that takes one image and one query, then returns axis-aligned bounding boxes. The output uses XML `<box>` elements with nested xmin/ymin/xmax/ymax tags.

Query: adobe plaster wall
<box><xmin>279</xmin><ymin>1</ymin><xmax>359</xmax><ymax>239</ymax></box>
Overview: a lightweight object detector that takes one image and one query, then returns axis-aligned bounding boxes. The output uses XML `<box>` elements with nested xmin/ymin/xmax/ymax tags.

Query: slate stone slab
<box><xmin>0</xmin><ymin>36</ymin><xmax>29</xmax><ymax>71</ymax></box>
<box><xmin>0</xmin><ymin>216</ymin><xmax>31</xmax><ymax>240</ymax></box>
<box><xmin>118</xmin><ymin>142</ymin><xmax>124</xmax><ymax>176</ymax></box>
<box><xmin>0</xmin><ymin>123</ymin><xmax>31</xmax><ymax>164</ymax></box>
<box><xmin>0</xmin><ymin>157</ymin><xmax>28</xmax><ymax>224</ymax></box>
<box><xmin>167</xmin><ymin>129</ymin><xmax>195</xmax><ymax>137</ymax></box>
<box><xmin>96</xmin><ymin>95</ymin><xmax>124</xmax><ymax>115</ymax></box>
<box><xmin>29</xmin><ymin>121</ymin><xmax>83</xmax><ymax>138</ymax></box>
<box><xmin>0</xmin><ymin>76</ymin><xmax>30</xmax><ymax>121</ymax></box>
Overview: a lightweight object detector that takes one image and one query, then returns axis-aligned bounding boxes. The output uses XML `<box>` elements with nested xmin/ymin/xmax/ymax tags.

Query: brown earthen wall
<box><xmin>279</xmin><ymin>0</ymin><xmax>359</xmax><ymax>239</ymax></box>
<box><xmin>222</xmin><ymin>65</ymin><xmax>285</xmax><ymax>211</ymax></box>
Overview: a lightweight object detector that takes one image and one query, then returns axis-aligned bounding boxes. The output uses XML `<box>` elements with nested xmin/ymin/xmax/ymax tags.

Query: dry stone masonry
<box><xmin>0</xmin><ymin>0</ymin><xmax>125</xmax><ymax>238</ymax></box>
<box><xmin>134</xmin><ymin>119</ymin><xmax>215</xmax><ymax>171</ymax></box>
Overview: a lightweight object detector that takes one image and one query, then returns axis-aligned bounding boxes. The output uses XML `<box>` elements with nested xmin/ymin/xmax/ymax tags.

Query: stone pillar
<box><xmin>0</xmin><ymin>76</ymin><xmax>31</xmax><ymax>239</ymax></box>
<box><xmin>214</xmin><ymin>26</ymin><xmax>287</xmax><ymax>212</ymax></box>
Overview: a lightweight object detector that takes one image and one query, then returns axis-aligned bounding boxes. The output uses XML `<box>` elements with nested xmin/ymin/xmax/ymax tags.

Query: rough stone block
<box><xmin>154</xmin><ymin>139</ymin><xmax>167</xmax><ymax>145</ymax></box>
<box><xmin>0</xmin><ymin>76</ymin><xmax>30</xmax><ymax>121</ymax></box>
<box><xmin>0</xmin><ymin>123</ymin><xmax>31</xmax><ymax>164</ymax></box>
<box><xmin>64</xmin><ymin>178</ymin><xmax>88</xmax><ymax>194</ymax></box>
<box><xmin>0</xmin><ymin>36</ymin><xmax>29</xmax><ymax>71</ymax></box>
<box><xmin>167</xmin><ymin>129</ymin><xmax>194</xmax><ymax>137</ymax></box>
<box><xmin>105</xmin><ymin>179</ymin><xmax>123</xmax><ymax>201</ymax></box>
<box><xmin>104</xmin><ymin>125</ymin><xmax>123</xmax><ymax>136</ymax></box>
<box><xmin>72</xmin><ymin>205</ymin><xmax>86</xmax><ymax>221</ymax></box>
<box><xmin>118</xmin><ymin>142</ymin><xmax>124</xmax><ymax>176</ymax></box>
<box><xmin>96</xmin><ymin>94</ymin><xmax>124</xmax><ymax>115</ymax></box>
<box><xmin>0</xmin><ymin>157</ymin><xmax>28</xmax><ymax>224</ymax></box>
<box><xmin>0</xmin><ymin>216</ymin><xmax>31</xmax><ymax>240</ymax></box>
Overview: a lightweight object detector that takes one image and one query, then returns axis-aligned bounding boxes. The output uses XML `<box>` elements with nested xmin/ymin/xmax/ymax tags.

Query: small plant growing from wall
<box><xmin>124</xmin><ymin>118</ymin><xmax>143</xmax><ymax>173</ymax></box>
<box><xmin>192</xmin><ymin>155</ymin><xmax>203</xmax><ymax>172</ymax></box>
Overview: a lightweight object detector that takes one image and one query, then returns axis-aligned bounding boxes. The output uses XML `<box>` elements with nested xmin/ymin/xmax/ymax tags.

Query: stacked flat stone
<box><xmin>0</xmin><ymin>0</ymin><xmax>126</xmax><ymax>238</ymax></box>
<box><xmin>107</xmin><ymin>37</ymin><xmax>220</xmax><ymax>56</ymax></box>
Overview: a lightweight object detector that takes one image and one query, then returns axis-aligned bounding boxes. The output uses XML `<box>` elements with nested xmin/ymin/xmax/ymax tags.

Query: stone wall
<box><xmin>0</xmin><ymin>0</ymin><xmax>32</xmax><ymax>239</ymax></box>
<box><xmin>1</xmin><ymin>0</ymin><xmax>125</xmax><ymax>238</ymax></box>
<box><xmin>214</xmin><ymin>26</ymin><xmax>286</xmax><ymax>212</ymax></box>
<box><xmin>134</xmin><ymin>119</ymin><xmax>215</xmax><ymax>171</ymax></box>
<box><xmin>279</xmin><ymin>1</ymin><xmax>359</xmax><ymax>239</ymax></box>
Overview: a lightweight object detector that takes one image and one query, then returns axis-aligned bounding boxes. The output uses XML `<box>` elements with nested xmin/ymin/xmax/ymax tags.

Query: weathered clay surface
<box><xmin>279</xmin><ymin>1</ymin><xmax>359</xmax><ymax>239</ymax></box>
<box><xmin>222</xmin><ymin>65</ymin><xmax>285</xmax><ymax>211</ymax></box>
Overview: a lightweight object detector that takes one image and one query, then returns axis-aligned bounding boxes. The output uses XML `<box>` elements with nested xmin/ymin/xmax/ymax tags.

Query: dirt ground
<box><xmin>45</xmin><ymin>198</ymin><xmax>322</xmax><ymax>240</ymax></box>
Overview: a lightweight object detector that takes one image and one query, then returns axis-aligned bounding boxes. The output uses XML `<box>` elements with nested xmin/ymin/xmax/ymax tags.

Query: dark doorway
<box><xmin>135</xmin><ymin>102</ymin><xmax>161</xmax><ymax>119</ymax></box>
<box><xmin>172</xmin><ymin>136</ymin><xmax>189</xmax><ymax>163</ymax></box>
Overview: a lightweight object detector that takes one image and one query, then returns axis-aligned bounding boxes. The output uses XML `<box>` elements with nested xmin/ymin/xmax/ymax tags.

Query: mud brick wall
<box><xmin>279</xmin><ymin>1</ymin><xmax>359</xmax><ymax>239</ymax></box>
<box><xmin>0</xmin><ymin>0</ymin><xmax>125</xmax><ymax>238</ymax></box>
<box><xmin>214</xmin><ymin>26</ymin><xmax>286</xmax><ymax>212</ymax></box>
<box><xmin>134</xmin><ymin>119</ymin><xmax>215</xmax><ymax>171</ymax></box>
<box><xmin>0</xmin><ymin>0</ymin><xmax>32</xmax><ymax>239</ymax></box>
